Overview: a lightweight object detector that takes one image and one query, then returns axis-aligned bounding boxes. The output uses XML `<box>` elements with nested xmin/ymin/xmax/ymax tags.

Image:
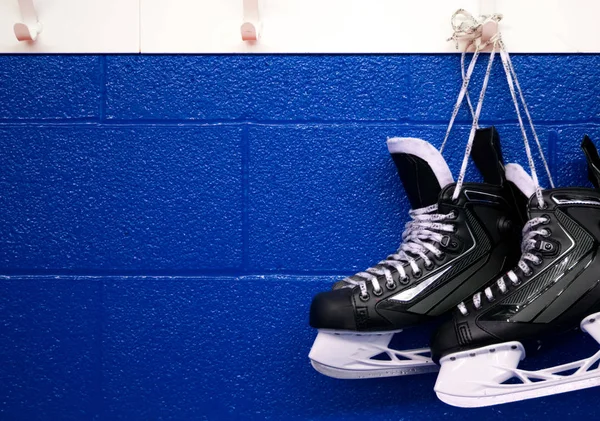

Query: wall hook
<box><xmin>14</xmin><ymin>0</ymin><xmax>42</xmax><ymax>42</ymax></box>
<box><xmin>241</xmin><ymin>0</ymin><xmax>260</xmax><ymax>41</ymax></box>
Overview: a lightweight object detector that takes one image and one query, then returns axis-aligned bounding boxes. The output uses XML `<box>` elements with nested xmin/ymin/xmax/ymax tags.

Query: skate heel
<box><xmin>309</xmin><ymin>330</ymin><xmax>436</xmax><ymax>379</ymax></box>
<box><xmin>435</xmin><ymin>341</ymin><xmax>525</xmax><ymax>406</ymax></box>
<box><xmin>434</xmin><ymin>311</ymin><xmax>600</xmax><ymax>407</ymax></box>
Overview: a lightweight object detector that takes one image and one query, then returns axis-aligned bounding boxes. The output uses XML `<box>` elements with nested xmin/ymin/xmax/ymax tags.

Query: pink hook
<box><xmin>241</xmin><ymin>0</ymin><xmax>260</xmax><ymax>41</ymax></box>
<box><xmin>14</xmin><ymin>0</ymin><xmax>42</xmax><ymax>41</ymax></box>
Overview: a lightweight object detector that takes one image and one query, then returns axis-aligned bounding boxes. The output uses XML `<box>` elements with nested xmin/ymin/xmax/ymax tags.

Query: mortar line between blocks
<box><xmin>0</xmin><ymin>272</ymin><xmax>352</xmax><ymax>281</ymax></box>
<box><xmin>1</xmin><ymin>120</ymin><xmax>600</xmax><ymax>127</ymax></box>
<box><xmin>241</xmin><ymin>124</ymin><xmax>250</xmax><ymax>272</ymax></box>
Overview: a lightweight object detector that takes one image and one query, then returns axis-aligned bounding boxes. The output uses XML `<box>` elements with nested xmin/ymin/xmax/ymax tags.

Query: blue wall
<box><xmin>0</xmin><ymin>54</ymin><xmax>599</xmax><ymax>420</ymax></box>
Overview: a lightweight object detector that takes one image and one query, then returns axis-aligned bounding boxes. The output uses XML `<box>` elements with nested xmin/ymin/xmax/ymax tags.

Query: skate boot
<box><xmin>308</xmin><ymin>127</ymin><xmax>524</xmax><ymax>379</ymax></box>
<box><xmin>432</xmin><ymin>137</ymin><xmax>600</xmax><ymax>407</ymax></box>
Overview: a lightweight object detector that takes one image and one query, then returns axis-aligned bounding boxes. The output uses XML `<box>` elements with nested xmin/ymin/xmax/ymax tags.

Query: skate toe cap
<box><xmin>309</xmin><ymin>288</ymin><xmax>357</xmax><ymax>330</ymax></box>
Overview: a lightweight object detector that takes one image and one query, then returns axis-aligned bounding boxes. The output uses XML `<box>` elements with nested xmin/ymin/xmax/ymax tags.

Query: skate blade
<box><xmin>435</xmin><ymin>311</ymin><xmax>600</xmax><ymax>407</ymax></box>
<box><xmin>311</xmin><ymin>359</ymin><xmax>439</xmax><ymax>379</ymax></box>
<box><xmin>309</xmin><ymin>329</ymin><xmax>437</xmax><ymax>379</ymax></box>
<box><xmin>437</xmin><ymin>375</ymin><xmax>600</xmax><ymax>408</ymax></box>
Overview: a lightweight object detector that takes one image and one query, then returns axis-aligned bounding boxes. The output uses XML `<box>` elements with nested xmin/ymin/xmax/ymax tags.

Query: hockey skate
<box><xmin>432</xmin><ymin>139</ymin><xmax>600</xmax><ymax>407</ymax></box>
<box><xmin>431</xmin><ymin>22</ymin><xmax>600</xmax><ymax>405</ymax></box>
<box><xmin>309</xmin><ymin>127</ymin><xmax>525</xmax><ymax>379</ymax></box>
<box><xmin>308</xmin><ymin>35</ymin><xmax>528</xmax><ymax>380</ymax></box>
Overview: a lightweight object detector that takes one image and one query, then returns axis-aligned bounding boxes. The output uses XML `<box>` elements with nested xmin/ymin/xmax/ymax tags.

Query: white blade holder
<box><xmin>241</xmin><ymin>0</ymin><xmax>260</xmax><ymax>41</ymax></box>
<box><xmin>14</xmin><ymin>0</ymin><xmax>42</xmax><ymax>41</ymax></box>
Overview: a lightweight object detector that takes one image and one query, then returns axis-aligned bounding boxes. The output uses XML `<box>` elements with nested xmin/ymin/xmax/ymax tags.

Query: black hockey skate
<box><xmin>433</xmin><ymin>137</ymin><xmax>600</xmax><ymax>407</ymax></box>
<box><xmin>308</xmin><ymin>127</ymin><xmax>524</xmax><ymax>379</ymax></box>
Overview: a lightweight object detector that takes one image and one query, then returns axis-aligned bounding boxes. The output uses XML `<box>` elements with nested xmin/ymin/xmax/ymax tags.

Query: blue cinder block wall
<box><xmin>0</xmin><ymin>54</ymin><xmax>598</xmax><ymax>420</ymax></box>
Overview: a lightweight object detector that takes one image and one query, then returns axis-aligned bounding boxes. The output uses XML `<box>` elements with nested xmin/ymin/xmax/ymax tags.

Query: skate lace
<box><xmin>450</xmin><ymin>10</ymin><xmax>554</xmax><ymax>209</ymax></box>
<box><xmin>345</xmin><ymin>12</ymin><xmax>497</xmax><ymax>301</ymax></box>
<box><xmin>343</xmin><ymin>204</ymin><xmax>455</xmax><ymax>300</ymax></box>
<box><xmin>440</xmin><ymin>9</ymin><xmax>502</xmax><ymax>154</ymax></box>
<box><xmin>457</xmin><ymin>216</ymin><xmax>550</xmax><ymax>315</ymax></box>
<box><xmin>451</xmin><ymin>9</ymin><xmax>557</xmax><ymax>316</ymax></box>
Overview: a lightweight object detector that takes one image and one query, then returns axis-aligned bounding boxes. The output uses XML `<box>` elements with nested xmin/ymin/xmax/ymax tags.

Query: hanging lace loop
<box><xmin>447</xmin><ymin>8</ymin><xmax>554</xmax><ymax>207</ymax></box>
<box><xmin>439</xmin><ymin>43</ymin><xmax>480</xmax><ymax>154</ymax></box>
<box><xmin>452</xmin><ymin>42</ymin><xmax>498</xmax><ymax>202</ymax></box>
<box><xmin>460</xmin><ymin>48</ymin><xmax>476</xmax><ymax>122</ymax></box>
<box><xmin>450</xmin><ymin>9</ymin><xmax>558</xmax><ymax>316</ymax></box>
<box><xmin>343</xmin><ymin>11</ymin><xmax>503</xmax><ymax>299</ymax></box>
<box><xmin>457</xmin><ymin>7</ymin><xmax>554</xmax><ymax>316</ymax></box>
<box><xmin>498</xmin><ymin>41</ymin><xmax>555</xmax><ymax>200</ymax></box>
<box><xmin>498</xmin><ymin>42</ymin><xmax>546</xmax><ymax>208</ymax></box>
<box><xmin>440</xmin><ymin>10</ymin><xmax>502</xmax><ymax>154</ymax></box>
<box><xmin>501</xmin><ymin>47</ymin><xmax>555</xmax><ymax>189</ymax></box>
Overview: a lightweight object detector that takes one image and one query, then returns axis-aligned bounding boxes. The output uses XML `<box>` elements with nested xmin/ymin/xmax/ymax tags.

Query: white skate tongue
<box><xmin>387</xmin><ymin>137</ymin><xmax>454</xmax><ymax>209</ymax></box>
<box><xmin>505</xmin><ymin>163</ymin><xmax>537</xmax><ymax>198</ymax></box>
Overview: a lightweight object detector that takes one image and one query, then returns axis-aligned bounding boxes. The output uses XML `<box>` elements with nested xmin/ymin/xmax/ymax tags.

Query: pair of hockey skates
<box><xmin>308</xmin><ymin>28</ymin><xmax>600</xmax><ymax>407</ymax></box>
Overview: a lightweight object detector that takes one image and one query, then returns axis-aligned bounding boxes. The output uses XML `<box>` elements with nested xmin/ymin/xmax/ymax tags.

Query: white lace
<box><xmin>450</xmin><ymin>10</ymin><xmax>554</xmax><ymax>207</ymax></box>
<box><xmin>440</xmin><ymin>9</ymin><xmax>502</xmax><ymax>154</ymax></box>
<box><xmin>344</xmin><ymin>11</ymin><xmax>501</xmax><ymax>299</ymax></box>
<box><xmin>458</xmin><ymin>216</ymin><xmax>549</xmax><ymax>315</ymax></box>
<box><xmin>439</xmin><ymin>45</ymin><xmax>481</xmax><ymax>154</ymax></box>
<box><xmin>451</xmin><ymin>9</ymin><xmax>556</xmax><ymax>316</ymax></box>
<box><xmin>345</xmin><ymin>10</ymin><xmax>554</xmax><ymax>301</ymax></box>
<box><xmin>343</xmin><ymin>204</ymin><xmax>455</xmax><ymax>299</ymax></box>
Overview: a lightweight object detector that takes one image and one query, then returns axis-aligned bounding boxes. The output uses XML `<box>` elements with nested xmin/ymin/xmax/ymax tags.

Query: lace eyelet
<box><xmin>542</xmin><ymin>228</ymin><xmax>551</xmax><ymax>237</ymax></box>
<box><xmin>440</xmin><ymin>236</ymin><xmax>451</xmax><ymax>248</ymax></box>
<box><xmin>523</xmin><ymin>269</ymin><xmax>533</xmax><ymax>277</ymax></box>
<box><xmin>413</xmin><ymin>270</ymin><xmax>422</xmax><ymax>279</ymax></box>
<box><xmin>399</xmin><ymin>276</ymin><xmax>410</xmax><ymax>285</ymax></box>
<box><xmin>538</xmin><ymin>201</ymin><xmax>548</xmax><ymax>210</ymax></box>
<box><xmin>386</xmin><ymin>281</ymin><xmax>397</xmax><ymax>290</ymax></box>
<box><xmin>533</xmin><ymin>255</ymin><xmax>543</xmax><ymax>266</ymax></box>
<box><xmin>424</xmin><ymin>261</ymin><xmax>434</xmax><ymax>270</ymax></box>
<box><xmin>449</xmin><ymin>211</ymin><xmax>458</xmax><ymax>220</ymax></box>
<box><xmin>359</xmin><ymin>292</ymin><xmax>370</xmax><ymax>302</ymax></box>
<box><xmin>451</xmin><ymin>225</ymin><xmax>458</xmax><ymax>233</ymax></box>
<box><xmin>541</xmin><ymin>215</ymin><xmax>551</xmax><ymax>224</ymax></box>
<box><xmin>435</xmin><ymin>252</ymin><xmax>446</xmax><ymax>261</ymax></box>
<box><xmin>373</xmin><ymin>288</ymin><xmax>383</xmax><ymax>297</ymax></box>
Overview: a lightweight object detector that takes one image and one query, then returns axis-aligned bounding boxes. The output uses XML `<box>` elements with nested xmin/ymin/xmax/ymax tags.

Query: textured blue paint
<box><xmin>0</xmin><ymin>56</ymin><xmax>101</xmax><ymax>120</ymax></box>
<box><xmin>0</xmin><ymin>54</ymin><xmax>600</xmax><ymax>420</ymax></box>
<box><xmin>248</xmin><ymin>123</ymin><xmax>483</xmax><ymax>271</ymax></box>
<box><xmin>411</xmin><ymin>55</ymin><xmax>600</xmax><ymax>123</ymax></box>
<box><xmin>105</xmin><ymin>56</ymin><xmax>410</xmax><ymax>121</ymax></box>
<box><xmin>0</xmin><ymin>126</ymin><xmax>243</xmax><ymax>273</ymax></box>
<box><xmin>0</xmin><ymin>280</ymin><xmax>101</xmax><ymax>420</ymax></box>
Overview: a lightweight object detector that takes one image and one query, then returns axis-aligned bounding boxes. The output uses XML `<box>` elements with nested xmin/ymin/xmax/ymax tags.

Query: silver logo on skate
<box><xmin>389</xmin><ymin>266</ymin><xmax>453</xmax><ymax>302</ymax></box>
<box><xmin>464</xmin><ymin>190</ymin><xmax>503</xmax><ymax>204</ymax></box>
<box><xmin>552</xmin><ymin>196</ymin><xmax>600</xmax><ymax>206</ymax></box>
